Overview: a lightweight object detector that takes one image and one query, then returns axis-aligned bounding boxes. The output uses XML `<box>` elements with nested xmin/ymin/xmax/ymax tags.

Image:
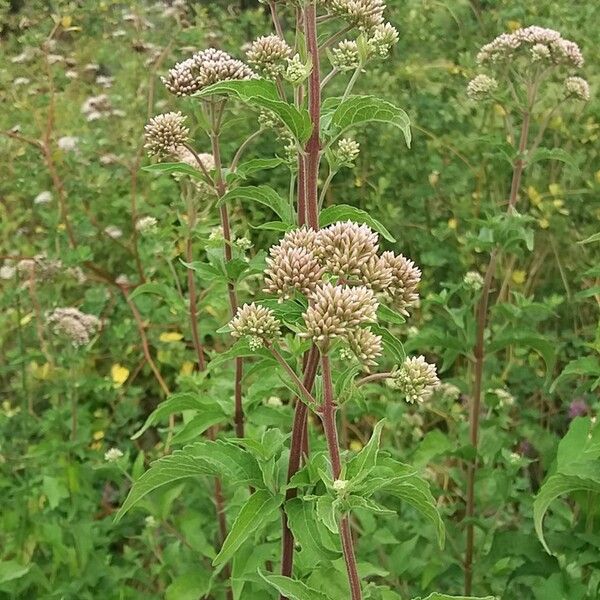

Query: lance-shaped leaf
<box><xmin>213</xmin><ymin>490</ymin><xmax>281</xmax><ymax>566</ymax></box>
<box><xmin>533</xmin><ymin>473</ymin><xmax>600</xmax><ymax>554</ymax></box>
<box><xmin>143</xmin><ymin>162</ymin><xmax>206</xmax><ymax>179</ymax></box>
<box><xmin>412</xmin><ymin>594</ymin><xmax>496</xmax><ymax>600</ymax></box>
<box><xmin>194</xmin><ymin>80</ymin><xmax>312</xmax><ymax>143</ymax></box>
<box><xmin>258</xmin><ymin>570</ymin><xmax>334</xmax><ymax>600</ymax></box>
<box><xmin>115</xmin><ymin>441</ymin><xmax>262</xmax><ymax>521</ymax></box>
<box><xmin>325</xmin><ymin>95</ymin><xmax>411</xmax><ymax>147</ymax></box>
<box><xmin>132</xmin><ymin>392</ymin><xmax>225</xmax><ymax>440</ymax></box>
<box><xmin>218</xmin><ymin>185</ymin><xmax>293</xmax><ymax>224</ymax></box>
<box><xmin>346</xmin><ymin>419</ymin><xmax>386</xmax><ymax>486</ymax></box>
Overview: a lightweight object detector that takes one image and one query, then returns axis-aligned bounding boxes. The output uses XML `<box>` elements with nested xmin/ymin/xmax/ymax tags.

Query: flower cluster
<box><xmin>229</xmin><ymin>303</ymin><xmax>281</xmax><ymax>350</ymax></box>
<box><xmin>46</xmin><ymin>307</ymin><xmax>100</xmax><ymax>348</ymax></box>
<box><xmin>144</xmin><ymin>112</ymin><xmax>189</xmax><ymax>158</ymax></box>
<box><xmin>564</xmin><ymin>76</ymin><xmax>590</xmax><ymax>101</ymax></box>
<box><xmin>162</xmin><ymin>48</ymin><xmax>255</xmax><ymax>96</ymax></box>
<box><xmin>322</xmin><ymin>0</ymin><xmax>386</xmax><ymax>30</ymax></box>
<box><xmin>466</xmin><ymin>74</ymin><xmax>498</xmax><ymax>101</ymax></box>
<box><xmin>389</xmin><ymin>355</ymin><xmax>439</xmax><ymax>403</ymax></box>
<box><xmin>336</xmin><ymin>138</ymin><xmax>360</xmax><ymax>165</ymax></box>
<box><xmin>476</xmin><ymin>26</ymin><xmax>584</xmax><ymax>68</ymax></box>
<box><xmin>246</xmin><ymin>35</ymin><xmax>292</xmax><ymax>77</ymax></box>
<box><xmin>240</xmin><ymin>221</ymin><xmax>420</xmax><ymax>367</ymax></box>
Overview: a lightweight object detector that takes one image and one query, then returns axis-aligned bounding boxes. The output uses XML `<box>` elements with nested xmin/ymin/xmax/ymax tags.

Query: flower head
<box><xmin>390</xmin><ymin>355</ymin><xmax>439</xmax><ymax>403</ymax></box>
<box><xmin>271</xmin><ymin>226</ymin><xmax>320</xmax><ymax>258</ymax></box>
<box><xmin>380</xmin><ymin>251</ymin><xmax>421</xmax><ymax>315</ymax></box>
<box><xmin>476</xmin><ymin>26</ymin><xmax>584</xmax><ymax>68</ymax></box>
<box><xmin>162</xmin><ymin>48</ymin><xmax>255</xmax><ymax>96</ymax></box>
<box><xmin>369</xmin><ymin>22</ymin><xmax>399</xmax><ymax>56</ymax></box>
<box><xmin>336</xmin><ymin>138</ymin><xmax>360</xmax><ymax>165</ymax></box>
<box><xmin>463</xmin><ymin>270</ymin><xmax>484</xmax><ymax>290</ymax></box>
<box><xmin>564</xmin><ymin>76</ymin><xmax>590</xmax><ymax>101</ymax></box>
<box><xmin>330</xmin><ymin>40</ymin><xmax>360</xmax><ymax>70</ymax></box>
<box><xmin>246</xmin><ymin>35</ymin><xmax>292</xmax><ymax>77</ymax></box>
<box><xmin>466</xmin><ymin>74</ymin><xmax>498</xmax><ymax>101</ymax></box>
<box><xmin>264</xmin><ymin>245</ymin><xmax>325</xmax><ymax>300</ymax></box>
<box><xmin>316</xmin><ymin>221</ymin><xmax>379</xmax><ymax>277</ymax></box>
<box><xmin>144</xmin><ymin>112</ymin><xmax>189</xmax><ymax>158</ymax></box>
<box><xmin>302</xmin><ymin>283</ymin><xmax>378</xmax><ymax>345</ymax></box>
<box><xmin>46</xmin><ymin>307</ymin><xmax>100</xmax><ymax>347</ymax></box>
<box><xmin>323</xmin><ymin>0</ymin><xmax>386</xmax><ymax>30</ymax></box>
<box><xmin>104</xmin><ymin>448</ymin><xmax>124</xmax><ymax>462</ymax></box>
<box><xmin>229</xmin><ymin>303</ymin><xmax>281</xmax><ymax>349</ymax></box>
<box><xmin>358</xmin><ymin>254</ymin><xmax>393</xmax><ymax>291</ymax></box>
<box><xmin>136</xmin><ymin>216</ymin><xmax>158</xmax><ymax>233</ymax></box>
<box><xmin>343</xmin><ymin>327</ymin><xmax>382</xmax><ymax>368</ymax></box>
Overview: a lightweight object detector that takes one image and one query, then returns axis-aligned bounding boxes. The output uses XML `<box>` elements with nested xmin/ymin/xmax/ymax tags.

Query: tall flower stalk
<box><xmin>464</xmin><ymin>26</ymin><xmax>588</xmax><ymax>594</ymax></box>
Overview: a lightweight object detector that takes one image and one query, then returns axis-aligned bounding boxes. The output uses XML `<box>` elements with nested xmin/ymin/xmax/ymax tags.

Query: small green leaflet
<box><xmin>213</xmin><ymin>490</ymin><xmax>281</xmax><ymax>566</ymax></box>
<box><xmin>194</xmin><ymin>80</ymin><xmax>312</xmax><ymax>143</ymax></box>
<box><xmin>258</xmin><ymin>570</ymin><xmax>334</xmax><ymax>600</ymax></box>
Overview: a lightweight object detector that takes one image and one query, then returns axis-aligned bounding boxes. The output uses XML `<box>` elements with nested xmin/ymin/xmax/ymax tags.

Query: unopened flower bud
<box><xmin>229</xmin><ymin>303</ymin><xmax>281</xmax><ymax>348</ymax></box>
<box><xmin>389</xmin><ymin>356</ymin><xmax>439</xmax><ymax>403</ymax></box>
<box><xmin>144</xmin><ymin>111</ymin><xmax>189</xmax><ymax>158</ymax></box>
<box><xmin>246</xmin><ymin>35</ymin><xmax>291</xmax><ymax>78</ymax></box>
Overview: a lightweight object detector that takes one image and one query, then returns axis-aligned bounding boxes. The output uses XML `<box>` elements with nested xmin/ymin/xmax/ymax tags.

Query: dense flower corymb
<box><xmin>322</xmin><ymin>0</ymin><xmax>386</xmax><ymax>30</ymax></box>
<box><xmin>390</xmin><ymin>355</ymin><xmax>439</xmax><ymax>403</ymax></box>
<box><xmin>344</xmin><ymin>327</ymin><xmax>383</xmax><ymax>368</ymax></box>
<box><xmin>144</xmin><ymin>112</ymin><xmax>189</xmax><ymax>158</ymax></box>
<box><xmin>302</xmin><ymin>283</ymin><xmax>378</xmax><ymax>344</ymax></box>
<box><xmin>466</xmin><ymin>74</ymin><xmax>498</xmax><ymax>101</ymax></box>
<box><xmin>380</xmin><ymin>251</ymin><xmax>421</xmax><ymax>315</ymax></box>
<box><xmin>162</xmin><ymin>48</ymin><xmax>255</xmax><ymax>96</ymax></box>
<box><xmin>564</xmin><ymin>76</ymin><xmax>590</xmax><ymax>101</ymax></box>
<box><xmin>246</xmin><ymin>35</ymin><xmax>291</xmax><ymax>77</ymax></box>
<box><xmin>476</xmin><ymin>26</ymin><xmax>584</xmax><ymax>68</ymax></box>
<box><xmin>229</xmin><ymin>303</ymin><xmax>281</xmax><ymax>349</ymax></box>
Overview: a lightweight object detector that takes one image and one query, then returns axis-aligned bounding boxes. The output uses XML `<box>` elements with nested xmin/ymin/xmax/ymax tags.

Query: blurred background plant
<box><xmin>0</xmin><ymin>1</ymin><xmax>598</xmax><ymax>599</ymax></box>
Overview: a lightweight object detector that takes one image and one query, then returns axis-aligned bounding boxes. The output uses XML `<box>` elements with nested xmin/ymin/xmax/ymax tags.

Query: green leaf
<box><xmin>413</xmin><ymin>594</ymin><xmax>496</xmax><ymax>600</ymax></box>
<box><xmin>252</xmin><ymin>220</ymin><xmax>294</xmax><ymax>232</ymax></box>
<box><xmin>328</xmin><ymin>95</ymin><xmax>411</xmax><ymax>147</ymax></box>
<box><xmin>143</xmin><ymin>161</ymin><xmax>206</xmax><ymax>179</ymax></box>
<box><xmin>528</xmin><ymin>147</ymin><xmax>578</xmax><ymax>169</ymax></box>
<box><xmin>0</xmin><ymin>560</ymin><xmax>31</xmax><ymax>584</ymax></box>
<box><xmin>195</xmin><ymin>80</ymin><xmax>312</xmax><ymax>143</ymax></box>
<box><xmin>115</xmin><ymin>441</ymin><xmax>261</xmax><ymax>521</ymax></box>
<box><xmin>171</xmin><ymin>409</ymin><xmax>229</xmax><ymax>445</ymax></box>
<box><xmin>319</xmin><ymin>204</ymin><xmax>396</xmax><ymax>242</ymax></box>
<box><xmin>316</xmin><ymin>496</ymin><xmax>339</xmax><ymax>533</ymax></box>
<box><xmin>234</xmin><ymin>157</ymin><xmax>284</xmax><ymax>179</ymax></box>
<box><xmin>132</xmin><ymin>393</ymin><xmax>216</xmax><ymax>440</ymax></box>
<box><xmin>370</xmin><ymin>324</ymin><xmax>405</xmax><ymax>363</ymax></box>
<box><xmin>285</xmin><ymin>497</ymin><xmax>341</xmax><ymax>561</ymax></box>
<box><xmin>550</xmin><ymin>356</ymin><xmax>600</xmax><ymax>393</ymax></box>
<box><xmin>218</xmin><ymin>185</ymin><xmax>292</xmax><ymax>224</ymax></box>
<box><xmin>213</xmin><ymin>490</ymin><xmax>281</xmax><ymax>566</ymax></box>
<box><xmin>258</xmin><ymin>570</ymin><xmax>333</xmax><ymax>600</ymax></box>
<box><xmin>377</xmin><ymin>304</ymin><xmax>406</xmax><ymax>325</ymax></box>
<box><xmin>534</xmin><ymin>473</ymin><xmax>600</xmax><ymax>554</ymax></box>
<box><xmin>487</xmin><ymin>332</ymin><xmax>555</xmax><ymax>385</ymax></box>
<box><xmin>381</xmin><ymin>478</ymin><xmax>445</xmax><ymax>548</ymax></box>
<box><xmin>346</xmin><ymin>419</ymin><xmax>386</xmax><ymax>485</ymax></box>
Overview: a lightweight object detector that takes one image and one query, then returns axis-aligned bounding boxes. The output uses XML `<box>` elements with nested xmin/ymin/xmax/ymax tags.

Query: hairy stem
<box><xmin>321</xmin><ymin>354</ymin><xmax>362</xmax><ymax>600</ymax></box>
<box><xmin>464</xmin><ymin>108</ymin><xmax>531</xmax><ymax>595</ymax></box>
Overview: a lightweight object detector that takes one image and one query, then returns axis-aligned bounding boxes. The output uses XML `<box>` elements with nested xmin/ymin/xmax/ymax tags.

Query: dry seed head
<box><xmin>302</xmin><ymin>283</ymin><xmax>378</xmax><ymax>344</ymax></box>
<box><xmin>46</xmin><ymin>307</ymin><xmax>100</xmax><ymax>348</ymax></box>
<box><xmin>316</xmin><ymin>221</ymin><xmax>378</xmax><ymax>277</ymax></box>
<box><xmin>162</xmin><ymin>48</ymin><xmax>255</xmax><ymax>96</ymax></box>
<box><xmin>390</xmin><ymin>355</ymin><xmax>439</xmax><ymax>403</ymax></box>
<box><xmin>264</xmin><ymin>246</ymin><xmax>325</xmax><ymax>300</ymax></box>
<box><xmin>380</xmin><ymin>251</ymin><xmax>421</xmax><ymax>315</ymax></box>
<box><xmin>144</xmin><ymin>112</ymin><xmax>189</xmax><ymax>158</ymax></box>
<box><xmin>246</xmin><ymin>35</ymin><xmax>292</xmax><ymax>77</ymax></box>
<box><xmin>343</xmin><ymin>327</ymin><xmax>382</xmax><ymax>368</ymax></box>
<box><xmin>229</xmin><ymin>303</ymin><xmax>281</xmax><ymax>349</ymax></box>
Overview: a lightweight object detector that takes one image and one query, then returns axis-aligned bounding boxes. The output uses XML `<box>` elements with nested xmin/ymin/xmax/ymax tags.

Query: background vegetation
<box><xmin>0</xmin><ymin>0</ymin><xmax>599</xmax><ymax>598</ymax></box>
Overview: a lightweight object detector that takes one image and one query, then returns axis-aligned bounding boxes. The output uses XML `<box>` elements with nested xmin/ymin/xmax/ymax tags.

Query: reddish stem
<box><xmin>321</xmin><ymin>354</ymin><xmax>362</xmax><ymax>600</ymax></box>
<box><xmin>304</xmin><ymin>1</ymin><xmax>321</xmax><ymax>230</ymax></box>
<box><xmin>280</xmin><ymin>346</ymin><xmax>320</xmax><ymax>589</ymax></box>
